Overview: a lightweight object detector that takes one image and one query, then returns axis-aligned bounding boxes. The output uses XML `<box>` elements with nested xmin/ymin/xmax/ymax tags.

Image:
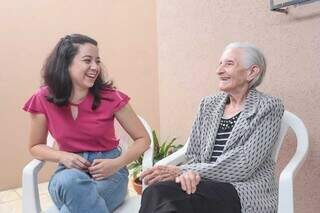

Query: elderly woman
<box><xmin>140</xmin><ymin>42</ymin><xmax>284</xmax><ymax>213</ymax></box>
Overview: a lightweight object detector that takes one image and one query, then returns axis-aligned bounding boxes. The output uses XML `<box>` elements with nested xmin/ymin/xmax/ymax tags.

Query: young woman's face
<box><xmin>68</xmin><ymin>43</ymin><xmax>101</xmax><ymax>90</ymax></box>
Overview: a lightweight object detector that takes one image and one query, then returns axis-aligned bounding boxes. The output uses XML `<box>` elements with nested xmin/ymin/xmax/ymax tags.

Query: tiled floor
<box><xmin>0</xmin><ymin>181</ymin><xmax>137</xmax><ymax>213</ymax></box>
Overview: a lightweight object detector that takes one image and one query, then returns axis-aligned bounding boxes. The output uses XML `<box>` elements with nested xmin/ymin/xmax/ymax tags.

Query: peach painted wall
<box><xmin>157</xmin><ymin>1</ymin><xmax>320</xmax><ymax>212</ymax></box>
<box><xmin>0</xmin><ymin>0</ymin><xmax>158</xmax><ymax>190</ymax></box>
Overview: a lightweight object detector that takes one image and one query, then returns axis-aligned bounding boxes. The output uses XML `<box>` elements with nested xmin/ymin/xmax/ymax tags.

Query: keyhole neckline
<box><xmin>69</xmin><ymin>102</ymin><xmax>80</xmax><ymax>106</ymax></box>
<box><xmin>68</xmin><ymin>93</ymin><xmax>90</xmax><ymax>107</ymax></box>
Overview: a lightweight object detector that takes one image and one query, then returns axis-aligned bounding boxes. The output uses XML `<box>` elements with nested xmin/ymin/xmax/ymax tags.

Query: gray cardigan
<box><xmin>181</xmin><ymin>89</ymin><xmax>284</xmax><ymax>213</ymax></box>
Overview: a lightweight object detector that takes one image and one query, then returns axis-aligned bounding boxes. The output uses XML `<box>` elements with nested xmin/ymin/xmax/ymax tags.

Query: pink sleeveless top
<box><xmin>23</xmin><ymin>86</ymin><xmax>130</xmax><ymax>152</ymax></box>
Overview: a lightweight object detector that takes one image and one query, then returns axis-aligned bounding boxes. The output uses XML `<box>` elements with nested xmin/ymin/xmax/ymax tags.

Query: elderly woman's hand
<box><xmin>176</xmin><ymin>170</ymin><xmax>201</xmax><ymax>194</ymax></box>
<box><xmin>141</xmin><ymin>165</ymin><xmax>181</xmax><ymax>185</ymax></box>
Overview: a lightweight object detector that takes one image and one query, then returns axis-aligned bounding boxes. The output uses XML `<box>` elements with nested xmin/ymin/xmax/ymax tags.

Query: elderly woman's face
<box><xmin>216</xmin><ymin>48</ymin><xmax>251</xmax><ymax>94</ymax></box>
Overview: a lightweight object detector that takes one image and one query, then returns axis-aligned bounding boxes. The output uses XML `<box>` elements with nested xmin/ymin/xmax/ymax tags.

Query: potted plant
<box><xmin>128</xmin><ymin>130</ymin><xmax>183</xmax><ymax>194</ymax></box>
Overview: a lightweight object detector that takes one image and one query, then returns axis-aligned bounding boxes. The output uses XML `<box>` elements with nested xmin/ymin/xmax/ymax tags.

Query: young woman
<box><xmin>23</xmin><ymin>34</ymin><xmax>150</xmax><ymax>213</ymax></box>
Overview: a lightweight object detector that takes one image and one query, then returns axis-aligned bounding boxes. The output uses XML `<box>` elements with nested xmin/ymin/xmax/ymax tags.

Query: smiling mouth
<box><xmin>85</xmin><ymin>72</ymin><xmax>98</xmax><ymax>79</ymax></box>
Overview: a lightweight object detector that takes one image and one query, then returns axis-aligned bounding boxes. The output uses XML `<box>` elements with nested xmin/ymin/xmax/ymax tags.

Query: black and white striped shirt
<box><xmin>211</xmin><ymin>112</ymin><xmax>241</xmax><ymax>162</ymax></box>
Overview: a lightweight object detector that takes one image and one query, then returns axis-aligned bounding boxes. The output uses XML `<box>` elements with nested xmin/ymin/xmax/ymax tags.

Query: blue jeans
<box><xmin>48</xmin><ymin>148</ymin><xmax>129</xmax><ymax>213</ymax></box>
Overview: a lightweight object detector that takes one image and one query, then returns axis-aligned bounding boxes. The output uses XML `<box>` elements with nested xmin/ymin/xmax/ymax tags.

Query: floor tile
<box><xmin>0</xmin><ymin>180</ymin><xmax>137</xmax><ymax>212</ymax></box>
<box><xmin>0</xmin><ymin>190</ymin><xmax>20</xmax><ymax>203</ymax></box>
<box><xmin>40</xmin><ymin>193</ymin><xmax>53</xmax><ymax>211</ymax></box>
<box><xmin>13</xmin><ymin>188</ymin><xmax>22</xmax><ymax>197</ymax></box>
<box><xmin>38</xmin><ymin>182</ymin><xmax>49</xmax><ymax>195</ymax></box>
<box><xmin>0</xmin><ymin>199</ymin><xmax>21</xmax><ymax>213</ymax></box>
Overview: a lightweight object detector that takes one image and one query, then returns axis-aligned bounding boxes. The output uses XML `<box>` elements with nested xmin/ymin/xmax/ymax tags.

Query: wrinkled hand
<box><xmin>176</xmin><ymin>170</ymin><xmax>201</xmax><ymax>194</ymax></box>
<box><xmin>141</xmin><ymin>165</ymin><xmax>181</xmax><ymax>185</ymax></box>
<box><xmin>59</xmin><ymin>152</ymin><xmax>91</xmax><ymax>170</ymax></box>
<box><xmin>88</xmin><ymin>158</ymin><xmax>122</xmax><ymax>181</ymax></box>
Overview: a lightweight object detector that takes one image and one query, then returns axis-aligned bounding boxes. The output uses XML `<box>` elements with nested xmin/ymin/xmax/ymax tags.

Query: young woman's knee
<box><xmin>51</xmin><ymin>169</ymin><xmax>91</xmax><ymax>191</ymax></box>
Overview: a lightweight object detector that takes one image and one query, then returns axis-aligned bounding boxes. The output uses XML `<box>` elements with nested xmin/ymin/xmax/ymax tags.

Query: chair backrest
<box><xmin>271</xmin><ymin>111</ymin><xmax>309</xmax><ymax>164</ymax></box>
<box><xmin>114</xmin><ymin>120</ymin><xmax>132</xmax><ymax>152</ymax></box>
<box><xmin>115</xmin><ymin>115</ymin><xmax>154</xmax><ymax>155</ymax></box>
<box><xmin>272</xmin><ymin>111</ymin><xmax>290</xmax><ymax>161</ymax></box>
<box><xmin>46</xmin><ymin>133</ymin><xmax>55</xmax><ymax>148</ymax></box>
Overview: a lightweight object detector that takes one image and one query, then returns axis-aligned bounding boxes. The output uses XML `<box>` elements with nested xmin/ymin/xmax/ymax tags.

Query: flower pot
<box><xmin>131</xmin><ymin>177</ymin><xmax>142</xmax><ymax>195</ymax></box>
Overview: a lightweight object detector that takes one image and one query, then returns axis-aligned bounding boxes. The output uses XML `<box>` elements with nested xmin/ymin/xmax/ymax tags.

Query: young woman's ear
<box><xmin>247</xmin><ymin>65</ymin><xmax>260</xmax><ymax>81</ymax></box>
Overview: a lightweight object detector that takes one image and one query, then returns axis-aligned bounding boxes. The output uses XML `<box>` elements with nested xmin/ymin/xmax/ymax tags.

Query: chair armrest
<box><xmin>155</xmin><ymin>144</ymin><xmax>188</xmax><ymax>166</ymax></box>
<box><xmin>138</xmin><ymin>115</ymin><xmax>154</xmax><ymax>171</ymax></box>
<box><xmin>278</xmin><ymin>146</ymin><xmax>309</xmax><ymax>213</ymax></box>
<box><xmin>22</xmin><ymin>159</ymin><xmax>46</xmax><ymax>213</ymax></box>
<box><xmin>141</xmin><ymin>147</ymin><xmax>153</xmax><ymax>191</ymax></box>
<box><xmin>278</xmin><ymin>111</ymin><xmax>309</xmax><ymax>213</ymax></box>
<box><xmin>142</xmin><ymin>148</ymin><xmax>153</xmax><ymax>171</ymax></box>
<box><xmin>140</xmin><ymin>144</ymin><xmax>188</xmax><ymax>190</ymax></box>
<box><xmin>140</xmin><ymin>115</ymin><xmax>154</xmax><ymax>172</ymax></box>
<box><xmin>138</xmin><ymin>116</ymin><xmax>154</xmax><ymax>191</ymax></box>
<box><xmin>278</xmin><ymin>153</ymin><xmax>308</xmax><ymax>213</ymax></box>
<box><xmin>278</xmin><ymin>171</ymin><xmax>294</xmax><ymax>213</ymax></box>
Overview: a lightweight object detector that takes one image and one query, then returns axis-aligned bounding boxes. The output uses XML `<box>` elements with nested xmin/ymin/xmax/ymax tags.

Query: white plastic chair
<box><xmin>22</xmin><ymin>116</ymin><xmax>154</xmax><ymax>213</ymax></box>
<box><xmin>155</xmin><ymin>111</ymin><xmax>309</xmax><ymax>213</ymax></box>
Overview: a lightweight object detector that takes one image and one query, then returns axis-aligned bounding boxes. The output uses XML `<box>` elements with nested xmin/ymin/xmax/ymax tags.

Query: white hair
<box><xmin>224</xmin><ymin>42</ymin><xmax>266</xmax><ymax>88</ymax></box>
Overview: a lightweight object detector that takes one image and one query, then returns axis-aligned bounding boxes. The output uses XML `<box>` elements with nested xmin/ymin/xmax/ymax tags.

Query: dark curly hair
<box><xmin>42</xmin><ymin>34</ymin><xmax>113</xmax><ymax>110</ymax></box>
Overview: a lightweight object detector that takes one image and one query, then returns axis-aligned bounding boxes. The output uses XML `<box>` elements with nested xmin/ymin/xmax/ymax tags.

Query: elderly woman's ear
<box><xmin>247</xmin><ymin>65</ymin><xmax>261</xmax><ymax>82</ymax></box>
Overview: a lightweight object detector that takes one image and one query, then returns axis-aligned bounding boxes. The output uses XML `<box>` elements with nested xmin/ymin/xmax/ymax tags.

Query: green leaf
<box><xmin>152</xmin><ymin>130</ymin><xmax>160</xmax><ymax>154</ymax></box>
<box><xmin>128</xmin><ymin>129</ymin><xmax>183</xmax><ymax>172</ymax></box>
<box><xmin>163</xmin><ymin>138</ymin><xmax>177</xmax><ymax>156</ymax></box>
<box><xmin>131</xmin><ymin>165</ymin><xmax>142</xmax><ymax>178</ymax></box>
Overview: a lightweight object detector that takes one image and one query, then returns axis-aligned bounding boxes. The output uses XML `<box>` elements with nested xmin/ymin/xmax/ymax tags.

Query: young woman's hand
<box><xmin>141</xmin><ymin>165</ymin><xmax>181</xmax><ymax>185</ymax></box>
<box><xmin>88</xmin><ymin>158</ymin><xmax>123</xmax><ymax>180</ymax></box>
<box><xmin>176</xmin><ymin>170</ymin><xmax>201</xmax><ymax>194</ymax></box>
<box><xmin>58</xmin><ymin>152</ymin><xmax>91</xmax><ymax>170</ymax></box>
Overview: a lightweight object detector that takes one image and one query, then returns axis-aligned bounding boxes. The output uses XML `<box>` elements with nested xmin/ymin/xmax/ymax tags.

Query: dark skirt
<box><xmin>139</xmin><ymin>180</ymin><xmax>241</xmax><ymax>213</ymax></box>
